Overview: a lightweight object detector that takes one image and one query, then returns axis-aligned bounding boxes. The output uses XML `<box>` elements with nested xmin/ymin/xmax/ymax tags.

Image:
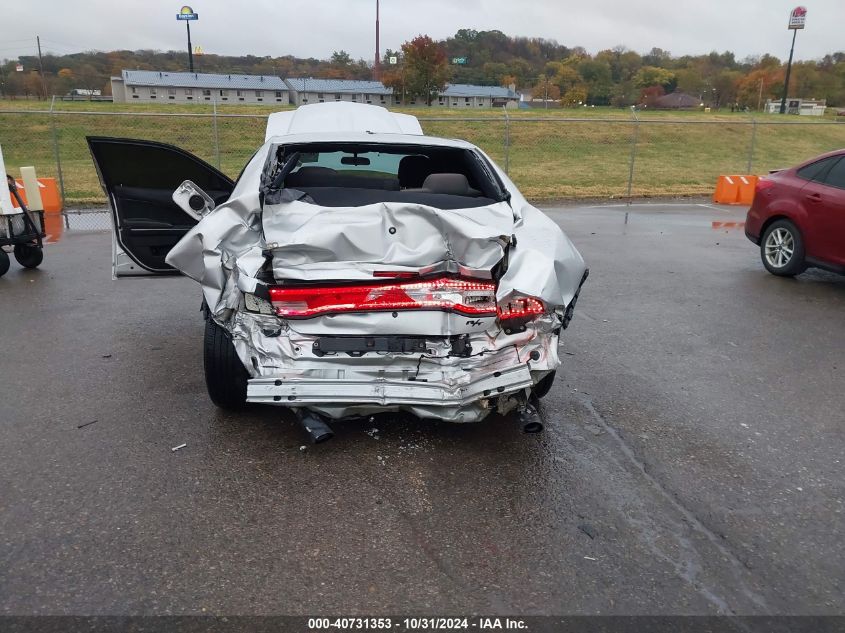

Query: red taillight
<box><xmin>755</xmin><ymin>178</ymin><xmax>775</xmax><ymax>193</ymax></box>
<box><xmin>497</xmin><ymin>296</ymin><xmax>545</xmax><ymax>321</ymax></box>
<box><xmin>269</xmin><ymin>276</ymin><xmax>497</xmax><ymax>318</ymax></box>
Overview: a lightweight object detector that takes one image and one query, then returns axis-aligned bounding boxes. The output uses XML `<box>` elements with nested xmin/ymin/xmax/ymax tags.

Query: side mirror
<box><xmin>172</xmin><ymin>180</ymin><xmax>217</xmax><ymax>220</ymax></box>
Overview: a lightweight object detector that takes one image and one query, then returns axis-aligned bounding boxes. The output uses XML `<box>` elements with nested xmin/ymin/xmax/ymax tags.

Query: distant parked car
<box><xmin>745</xmin><ymin>150</ymin><xmax>845</xmax><ymax>276</ymax></box>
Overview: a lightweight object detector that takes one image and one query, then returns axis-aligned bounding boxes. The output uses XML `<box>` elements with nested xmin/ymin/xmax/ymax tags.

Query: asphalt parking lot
<box><xmin>1</xmin><ymin>202</ymin><xmax>843</xmax><ymax>616</ymax></box>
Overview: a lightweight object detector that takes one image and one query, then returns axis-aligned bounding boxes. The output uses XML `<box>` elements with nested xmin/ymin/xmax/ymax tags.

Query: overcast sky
<box><xmin>4</xmin><ymin>0</ymin><xmax>842</xmax><ymax>64</ymax></box>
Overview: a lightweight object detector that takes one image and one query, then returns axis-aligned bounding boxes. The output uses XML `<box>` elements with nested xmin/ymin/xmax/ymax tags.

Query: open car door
<box><xmin>87</xmin><ymin>137</ymin><xmax>234</xmax><ymax>276</ymax></box>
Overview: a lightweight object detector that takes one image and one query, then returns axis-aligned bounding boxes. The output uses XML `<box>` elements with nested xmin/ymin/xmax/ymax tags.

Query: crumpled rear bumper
<box><xmin>247</xmin><ymin>364</ymin><xmax>533</xmax><ymax>409</ymax></box>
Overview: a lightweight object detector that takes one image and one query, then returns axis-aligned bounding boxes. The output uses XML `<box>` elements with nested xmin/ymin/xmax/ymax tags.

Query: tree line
<box><xmin>2</xmin><ymin>29</ymin><xmax>843</xmax><ymax>108</ymax></box>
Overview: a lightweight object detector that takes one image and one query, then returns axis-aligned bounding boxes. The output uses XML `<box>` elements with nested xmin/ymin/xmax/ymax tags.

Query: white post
<box><xmin>20</xmin><ymin>166</ymin><xmax>44</xmax><ymax>211</ymax></box>
<box><xmin>0</xmin><ymin>144</ymin><xmax>15</xmax><ymax>215</ymax></box>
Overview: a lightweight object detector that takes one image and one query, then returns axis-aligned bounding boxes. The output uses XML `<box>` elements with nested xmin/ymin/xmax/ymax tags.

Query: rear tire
<box><xmin>532</xmin><ymin>370</ymin><xmax>556</xmax><ymax>399</ymax></box>
<box><xmin>760</xmin><ymin>220</ymin><xmax>806</xmax><ymax>277</ymax></box>
<box><xmin>13</xmin><ymin>244</ymin><xmax>43</xmax><ymax>269</ymax></box>
<box><xmin>203</xmin><ymin>318</ymin><xmax>249</xmax><ymax>409</ymax></box>
<box><xmin>0</xmin><ymin>249</ymin><xmax>9</xmax><ymax>277</ymax></box>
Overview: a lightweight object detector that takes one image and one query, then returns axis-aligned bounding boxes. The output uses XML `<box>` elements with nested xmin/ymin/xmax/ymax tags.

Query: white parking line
<box><xmin>697</xmin><ymin>203</ymin><xmax>737</xmax><ymax>213</ymax></box>
<box><xmin>581</xmin><ymin>203</ymin><xmax>697</xmax><ymax>209</ymax></box>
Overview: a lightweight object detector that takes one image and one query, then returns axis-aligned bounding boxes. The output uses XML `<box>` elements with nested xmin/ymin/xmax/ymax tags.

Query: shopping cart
<box><xmin>0</xmin><ymin>175</ymin><xmax>45</xmax><ymax>277</ymax></box>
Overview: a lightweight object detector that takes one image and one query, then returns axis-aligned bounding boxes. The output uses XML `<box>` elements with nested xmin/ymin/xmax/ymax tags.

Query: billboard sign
<box><xmin>177</xmin><ymin>5</ymin><xmax>198</xmax><ymax>20</ymax></box>
<box><xmin>388</xmin><ymin>56</ymin><xmax>398</xmax><ymax>65</ymax></box>
<box><xmin>788</xmin><ymin>6</ymin><xmax>807</xmax><ymax>29</ymax></box>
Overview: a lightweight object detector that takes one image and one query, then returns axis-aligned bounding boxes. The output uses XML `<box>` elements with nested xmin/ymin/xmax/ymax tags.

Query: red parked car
<box><xmin>746</xmin><ymin>149</ymin><xmax>845</xmax><ymax>276</ymax></box>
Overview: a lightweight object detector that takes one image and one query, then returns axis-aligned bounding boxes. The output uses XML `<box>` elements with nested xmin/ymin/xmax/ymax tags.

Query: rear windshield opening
<box><xmin>263</xmin><ymin>143</ymin><xmax>506</xmax><ymax>209</ymax></box>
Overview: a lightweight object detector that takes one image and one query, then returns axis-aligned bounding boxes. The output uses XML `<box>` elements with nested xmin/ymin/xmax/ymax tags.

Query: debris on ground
<box><xmin>101</xmin><ymin>354</ymin><xmax>112</xmax><ymax>359</ymax></box>
<box><xmin>171</xmin><ymin>443</ymin><xmax>187</xmax><ymax>452</ymax></box>
<box><xmin>77</xmin><ymin>420</ymin><xmax>97</xmax><ymax>429</ymax></box>
<box><xmin>299</xmin><ymin>445</ymin><xmax>308</xmax><ymax>452</ymax></box>
<box><xmin>365</xmin><ymin>428</ymin><xmax>380</xmax><ymax>439</ymax></box>
<box><xmin>578</xmin><ymin>523</ymin><xmax>597</xmax><ymax>540</ymax></box>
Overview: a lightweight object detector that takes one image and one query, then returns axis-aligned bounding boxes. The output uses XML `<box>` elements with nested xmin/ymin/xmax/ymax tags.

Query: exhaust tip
<box><xmin>523</xmin><ymin>421</ymin><xmax>544</xmax><ymax>434</ymax></box>
<box><xmin>305</xmin><ymin>424</ymin><xmax>334</xmax><ymax>444</ymax></box>
<box><xmin>295</xmin><ymin>409</ymin><xmax>335</xmax><ymax>444</ymax></box>
<box><xmin>517</xmin><ymin>403</ymin><xmax>544</xmax><ymax>434</ymax></box>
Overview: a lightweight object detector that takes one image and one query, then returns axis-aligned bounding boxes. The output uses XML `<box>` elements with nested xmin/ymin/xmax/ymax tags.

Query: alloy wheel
<box><xmin>764</xmin><ymin>227</ymin><xmax>795</xmax><ymax>269</ymax></box>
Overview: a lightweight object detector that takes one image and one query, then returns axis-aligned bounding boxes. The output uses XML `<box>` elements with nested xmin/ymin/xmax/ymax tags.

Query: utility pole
<box><xmin>374</xmin><ymin>0</ymin><xmax>381</xmax><ymax>81</ymax></box>
<box><xmin>36</xmin><ymin>35</ymin><xmax>48</xmax><ymax>99</ymax></box>
<box><xmin>757</xmin><ymin>77</ymin><xmax>764</xmax><ymax>112</ymax></box>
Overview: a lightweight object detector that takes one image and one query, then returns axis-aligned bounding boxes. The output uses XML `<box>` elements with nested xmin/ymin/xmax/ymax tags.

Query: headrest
<box><xmin>422</xmin><ymin>173</ymin><xmax>470</xmax><ymax>195</ymax></box>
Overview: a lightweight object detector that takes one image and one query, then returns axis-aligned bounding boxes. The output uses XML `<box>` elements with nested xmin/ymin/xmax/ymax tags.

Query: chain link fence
<box><xmin>1</xmin><ymin>105</ymin><xmax>844</xmax><ymax>232</ymax></box>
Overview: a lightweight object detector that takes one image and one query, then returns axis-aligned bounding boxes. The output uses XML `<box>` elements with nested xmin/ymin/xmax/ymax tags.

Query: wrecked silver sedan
<box><xmin>88</xmin><ymin>103</ymin><xmax>587</xmax><ymax>441</ymax></box>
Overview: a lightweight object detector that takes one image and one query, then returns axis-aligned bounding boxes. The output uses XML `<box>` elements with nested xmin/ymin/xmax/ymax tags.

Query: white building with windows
<box><xmin>284</xmin><ymin>78</ymin><xmax>394</xmax><ymax>107</ymax></box>
<box><xmin>431</xmin><ymin>84</ymin><xmax>520</xmax><ymax>109</ymax></box>
<box><xmin>763</xmin><ymin>98</ymin><xmax>827</xmax><ymax>116</ymax></box>
<box><xmin>111</xmin><ymin>70</ymin><xmax>289</xmax><ymax>104</ymax></box>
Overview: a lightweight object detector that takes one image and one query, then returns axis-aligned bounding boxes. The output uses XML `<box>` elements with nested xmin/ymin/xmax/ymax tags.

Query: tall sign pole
<box><xmin>374</xmin><ymin>0</ymin><xmax>381</xmax><ymax>81</ymax></box>
<box><xmin>779</xmin><ymin>6</ymin><xmax>806</xmax><ymax>114</ymax></box>
<box><xmin>177</xmin><ymin>6</ymin><xmax>199</xmax><ymax>73</ymax></box>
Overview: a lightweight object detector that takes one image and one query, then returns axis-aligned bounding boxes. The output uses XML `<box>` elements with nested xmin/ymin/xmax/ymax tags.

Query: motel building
<box><xmin>433</xmin><ymin>84</ymin><xmax>520</xmax><ymax>109</ymax></box>
<box><xmin>111</xmin><ymin>70</ymin><xmax>289</xmax><ymax>104</ymax></box>
<box><xmin>284</xmin><ymin>78</ymin><xmax>395</xmax><ymax>107</ymax></box>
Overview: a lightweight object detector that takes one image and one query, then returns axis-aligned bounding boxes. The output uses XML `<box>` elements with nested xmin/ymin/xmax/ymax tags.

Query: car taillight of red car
<box><xmin>755</xmin><ymin>178</ymin><xmax>776</xmax><ymax>196</ymax></box>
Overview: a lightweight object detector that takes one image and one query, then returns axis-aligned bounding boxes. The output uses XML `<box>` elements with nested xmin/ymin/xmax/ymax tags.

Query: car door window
<box><xmin>796</xmin><ymin>157</ymin><xmax>838</xmax><ymax>182</ymax></box>
<box><xmin>819</xmin><ymin>157</ymin><xmax>845</xmax><ymax>190</ymax></box>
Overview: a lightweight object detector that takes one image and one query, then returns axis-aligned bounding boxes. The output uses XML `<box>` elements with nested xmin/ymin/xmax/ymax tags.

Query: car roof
<box><xmin>265</xmin><ymin>102</ymin><xmax>424</xmax><ymax>140</ymax></box>
<box><xmin>265</xmin><ymin>131</ymin><xmax>477</xmax><ymax>150</ymax></box>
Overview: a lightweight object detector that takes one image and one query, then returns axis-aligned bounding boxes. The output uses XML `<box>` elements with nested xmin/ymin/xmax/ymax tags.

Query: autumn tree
<box><xmin>76</xmin><ymin>64</ymin><xmax>103</xmax><ymax>97</ymax></box>
<box><xmin>577</xmin><ymin>58</ymin><xmax>613</xmax><ymax>104</ymax></box>
<box><xmin>639</xmin><ymin>85</ymin><xmax>666</xmax><ymax>107</ymax></box>
<box><xmin>531</xmin><ymin>75</ymin><xmax>560</xmax><ymax>102</ymax></box>
<box><xmin>561</xmin><ymin>85</ymin><xmax>587</xmax><ymax>107</ymax></box>
<box><xmin>399</xmin><ymin>35</ymin><xmax>450</xmax><ymax>106</ymax></box>
<box><xmin>633</xmin><ymin>66</ymin><xmax>675</xmax><ymax>90</ymax></box>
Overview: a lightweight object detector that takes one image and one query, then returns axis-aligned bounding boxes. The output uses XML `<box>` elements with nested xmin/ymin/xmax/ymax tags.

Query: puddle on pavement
<box><xmin>40</xmin><ymin>212</ymin><xmax>110</xmax><ymax>244</ymax></box>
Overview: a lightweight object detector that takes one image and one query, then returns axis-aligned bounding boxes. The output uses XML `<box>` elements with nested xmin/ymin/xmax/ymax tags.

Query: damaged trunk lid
<box><xmin>260</xmin><ymin>199</ymin><xmax>516</xmax><ymax>336</ymax></box>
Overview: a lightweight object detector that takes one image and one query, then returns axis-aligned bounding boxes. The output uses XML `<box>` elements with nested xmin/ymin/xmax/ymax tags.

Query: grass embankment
<box><xmin>1</xmin><ymin>99</ymin><xmax>844</xmax><ymax>204</ymax></box>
